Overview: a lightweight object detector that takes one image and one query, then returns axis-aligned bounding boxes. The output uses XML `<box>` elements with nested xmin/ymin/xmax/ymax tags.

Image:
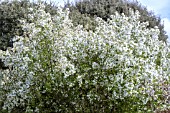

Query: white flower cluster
<box><xmin>0</xmin><ymin>3</ymin><xmax>169</xmax><ymax>112</ymax></box>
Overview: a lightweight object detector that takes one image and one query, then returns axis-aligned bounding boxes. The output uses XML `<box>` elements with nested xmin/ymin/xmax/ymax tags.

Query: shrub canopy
<box><xmin>65</xmin><ymin>0</ymin><xmax>168</xmax><ymax>42</ymax></box>
<box><xmin>0</xmin><ymin>2</ymin><xmax>170</xmax><ymax>113</ymax></box>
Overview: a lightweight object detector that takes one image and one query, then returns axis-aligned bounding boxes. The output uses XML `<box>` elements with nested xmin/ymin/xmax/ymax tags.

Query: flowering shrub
<box><xmin>0</xmin><ymin>3</ymin><xmax>170</xmax><ymax>113</ymax></box>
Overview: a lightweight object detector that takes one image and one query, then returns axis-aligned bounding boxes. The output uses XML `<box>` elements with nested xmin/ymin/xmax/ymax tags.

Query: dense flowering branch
<box><xmin>0</xmin><ymin>3</ymin><xmax>169</xmax><ymax>113</ymax></box>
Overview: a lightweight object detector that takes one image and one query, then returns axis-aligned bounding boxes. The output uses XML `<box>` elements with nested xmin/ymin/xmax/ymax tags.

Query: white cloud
<box><xmin>162</xmin><ymin>18</ymin><xmax>170</xmax><ymax>42</ymax></box>
<box><xmin>138</xmin><ymin>0</ymin><xmax>169</xmax><ymax>12</ymax></box>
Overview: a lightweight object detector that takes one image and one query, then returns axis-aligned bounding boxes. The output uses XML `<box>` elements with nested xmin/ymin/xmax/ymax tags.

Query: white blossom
<box><xmin>0</xmin><ymin>4</ymin><xmax>169</xmax><ymax>113</ymax></box>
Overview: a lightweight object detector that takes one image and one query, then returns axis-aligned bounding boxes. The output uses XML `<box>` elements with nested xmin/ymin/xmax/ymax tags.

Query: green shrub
<box><xmin>0</xmin><ymin>3</ymin><xmax>169</xmax><ymax>113</ymax></box>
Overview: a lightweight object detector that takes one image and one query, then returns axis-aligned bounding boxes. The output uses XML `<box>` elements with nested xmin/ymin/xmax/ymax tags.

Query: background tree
<box><xmin>65</xmin><ymin>0</ymin><xmax>168</xmax><ymax>42</ymax></box>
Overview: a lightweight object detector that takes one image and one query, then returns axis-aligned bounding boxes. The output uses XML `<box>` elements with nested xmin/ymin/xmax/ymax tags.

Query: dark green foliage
<box><xmin>65</xmin><ymin>0</ymin><xmax>168</xmax><ymax>42</ymax></box>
